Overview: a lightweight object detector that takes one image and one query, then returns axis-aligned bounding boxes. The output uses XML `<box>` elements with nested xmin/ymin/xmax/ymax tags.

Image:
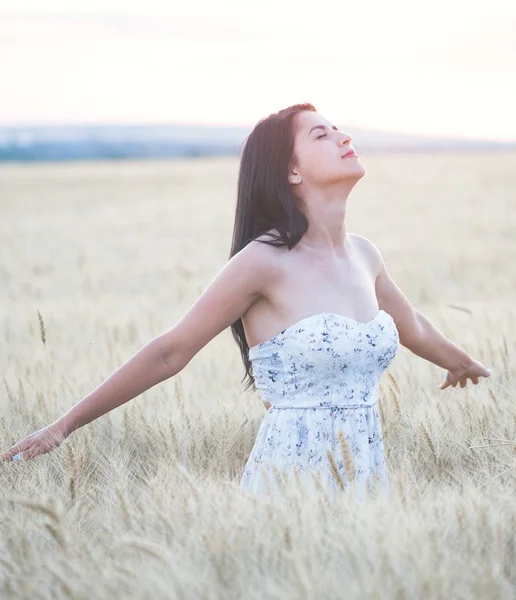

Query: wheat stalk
<box><xmin>470</xmin><ymin>437</ymin><xmax>516</xmax><ymax>449</ymax></box>
<box><xmin>421</xmin><ymin>424</ymin><xmax>438</xmax><ymax>461</ymax></box>
<box><xmin>385</xmin><ymin>377</ymin><xmax>402</xmax><ymax>417</ymax></box>
<box><xmin>10</xmin><ymin>497</ymin><xmax>60</xmax><ymax>521</ymax></box>
<box><xmin>489</xmin><ymin>390</ymin><xmax>500</xmax><ymax>406</ymax></box>
<box><xmin>270</xmin><ymin>464</ymin><xmax>289</xmax><ymax>498</ymax></box>
<box><xmin>3</xmin><ymin>380</ymin><xmax>14</xmax><ymax>404</ymax></box>
<box><xmin>293</xmin><ymin>465</ymin><xmax>303</xmax><ymax>491</ymax></box>
<box><xmin>65</xmin><ymin>443</ymin><xmax>77</xmax><ymax>503</ymax></box>
<box><xmin>387</xmin><ymin>372</ymin><xmax>400</xmax><ymax>394</ymax></box>
<box><xmin>337</xmin><ymin>430</ymin><xmax>356</xmax><ymax>483</ymax></box>
<box><xmin>470</xmin><ymin>442</ymin><xmax>516</xmax><ymax>449</ymax></box>
<box><xmin>445</xmin><ymin>304</ymin><xmax>473</xmax><ymax>314</ymax></box>
<box><xmin>44</xmin><ymin>522</ymin><xmax>67</xmax><ymax>548</ymax></box>
<box><xmin>284</xmin><ymin>525</ymin><xmax>292</xmax><ymax>550</ymax></box>
<box><xmin>310</xmin><ymin>469</ymin><xmax>324</xmax><ymax>492</ymax></box>
<box><xmin>435</xmin><ymin>400</ymin><xmax>449</xmax><ymax>425</ymax></box>
<box><xmin>326</xmin><ymin>449</ymin><xmax>345</xmax><ymax>491</ymax></box>
<box><xmin>391</xmin><ymin>390</ymin><xmax>401</xmax><ymax>417</ymax></box>
<box><xmin>116</xmin><ymin>486</ymin><xmax>133</xmax><ymax>529</ymax></box>
<box><xmin>168</xmin><ymin>421</ymin><xmax>179</xmax><ymax>457</ymax></box>
<box><xmin>37</xmin><ymin>309</ymin><xmax>46</xmax><ymax>345</ymax></box>
<box><xmin>261</xmin><ymin>464</ymin><xmax>276</xmax><ymax>498</ymax></box>
<box><xmin>37</xmin><ymin>310</ymin><xmax>53</xmax><ymax>420</ymax></box>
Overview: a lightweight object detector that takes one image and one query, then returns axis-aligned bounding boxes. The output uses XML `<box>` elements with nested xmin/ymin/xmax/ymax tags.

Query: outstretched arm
<box><xmin>397</xmin><ymin>308</ymin><xmax>491</xmax><ymax>388</ymax></box>
<box><xmin>358</xmin><ymin>235</ymin><xmax>492</xmax><ymax>390</ymax></box>
<box><xmin>1</xmin><ymin>240</ymin><xmax>273</xmax><ymax>461</ymax></box>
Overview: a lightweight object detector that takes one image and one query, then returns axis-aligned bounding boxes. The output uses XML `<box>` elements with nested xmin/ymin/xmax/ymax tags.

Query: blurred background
<box><xmin>1</xmin><ymin>0</ymin><xmax>516</xmax><ymax>160</ymax></box>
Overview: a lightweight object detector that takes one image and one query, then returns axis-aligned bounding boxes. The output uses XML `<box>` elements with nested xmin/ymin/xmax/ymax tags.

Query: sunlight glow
<box><xmin>1</xmin><ymin>0</ymin><xmax>515</xmax><ymax>140</ymax></box>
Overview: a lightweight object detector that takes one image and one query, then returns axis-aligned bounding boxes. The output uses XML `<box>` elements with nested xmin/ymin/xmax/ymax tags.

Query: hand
<box><xmin>0</xmin><ymin>423</ymin><xmax>69</xmax><ymax>462</ymax></box>
<box><xmin>439</xmin><ymin>359</ymin><xmax>492</xmax><ymax>390</ymax></box>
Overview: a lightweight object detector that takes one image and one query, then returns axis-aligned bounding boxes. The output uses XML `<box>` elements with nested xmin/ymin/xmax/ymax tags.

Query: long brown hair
<box><xmin>229</xmin><ymin>102</ymin><xmax>317</xmax><ymax>392</ymax></box>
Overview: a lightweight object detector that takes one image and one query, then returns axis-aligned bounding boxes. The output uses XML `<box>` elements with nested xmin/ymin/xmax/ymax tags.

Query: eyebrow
<box><xmin>308</xmin><ymin>124</ymin><xmax>339</xmax><ymax>136</ymax></box>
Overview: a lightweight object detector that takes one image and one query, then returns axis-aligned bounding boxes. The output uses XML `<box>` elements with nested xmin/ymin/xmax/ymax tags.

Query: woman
<box><xmin>0</xmin><ymin>103</ymin><xmax>492</xmax><ymax>501</ymax></box>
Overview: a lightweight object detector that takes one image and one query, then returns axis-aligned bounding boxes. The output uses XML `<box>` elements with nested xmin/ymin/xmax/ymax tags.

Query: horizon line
<box><xmin>0</xmin><ymin>120</ymin><xmax>515</xmax><ymax>144</ymax></box>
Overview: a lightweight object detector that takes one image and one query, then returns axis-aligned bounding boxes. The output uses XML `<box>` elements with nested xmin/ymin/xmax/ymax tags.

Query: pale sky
<box><xmin>1</xmin><ymin>0</ymin><xmax>516</xmax><ymax>141</ymax></box>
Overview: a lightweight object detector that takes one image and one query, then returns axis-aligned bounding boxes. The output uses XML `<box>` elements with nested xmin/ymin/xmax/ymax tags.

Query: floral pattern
<box><xmin>240</xmin><ymin>310</ymin><xmax>399</xmax><ymax>501</ymax></box>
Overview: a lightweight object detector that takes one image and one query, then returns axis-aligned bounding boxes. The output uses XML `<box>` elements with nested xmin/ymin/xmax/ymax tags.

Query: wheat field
<box><xmin>0</xmin><ymin>152</ymin><xmax>515</xmax><ymax>599</ymax></box>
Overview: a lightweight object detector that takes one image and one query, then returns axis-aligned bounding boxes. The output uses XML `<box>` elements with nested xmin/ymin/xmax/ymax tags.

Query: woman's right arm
<box><xmin>0</xmin><ymin>240</ymin><xmax>275</xmax><ymax>461</ymax></box>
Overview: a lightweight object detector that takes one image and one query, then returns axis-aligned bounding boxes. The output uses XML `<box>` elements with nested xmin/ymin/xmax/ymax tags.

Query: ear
<box><xmin>288</xmin><ymin>170</ymin><xmax>302</xmax><ymax>185</ymax></box>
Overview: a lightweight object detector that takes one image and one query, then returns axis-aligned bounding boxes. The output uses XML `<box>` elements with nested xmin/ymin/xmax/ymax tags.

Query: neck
<box><xmin>298</xmin><ymin>188</ymin><xmax>351</xmax><ymax>253</ymax></box>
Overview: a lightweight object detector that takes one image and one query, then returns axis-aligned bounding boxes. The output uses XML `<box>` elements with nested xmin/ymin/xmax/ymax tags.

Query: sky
<box><xmin>1</xmin><ymin>0</ymin><xmax>515</xmax><ymax>141</ymax></box>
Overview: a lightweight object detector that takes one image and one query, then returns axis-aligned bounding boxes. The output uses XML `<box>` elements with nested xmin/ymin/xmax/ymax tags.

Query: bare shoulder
<box><xmin>349</xmin><ymin>233</ymin><xmax>383</xmax><ymax>277</ymax></box>
<box><xmin>157</xmin><ymin>231</ymin><xmax>284</xmax><ymax>372</ymax></box>
<box><xmin>249</xmin><ymin>228</ymin><xmax>289</xmax><ymax>265</ymax></box>
<box><xmin>244</xmin><ymin>228</ymin><xmax>286</xmax><ymax>271</ymax></box>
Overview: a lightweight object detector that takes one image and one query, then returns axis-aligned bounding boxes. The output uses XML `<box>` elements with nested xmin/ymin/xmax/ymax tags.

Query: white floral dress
<box><xmin>239</xmin><ymin>310</ymin><xmax>399</xmax><ymax>500</ymax></box>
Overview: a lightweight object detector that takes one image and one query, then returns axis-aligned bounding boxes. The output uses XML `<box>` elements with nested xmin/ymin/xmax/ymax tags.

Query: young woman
<box><xmin>0</xmin><ymin>103</ymin><xmax>492</xmax><ymax>501</ymax></box>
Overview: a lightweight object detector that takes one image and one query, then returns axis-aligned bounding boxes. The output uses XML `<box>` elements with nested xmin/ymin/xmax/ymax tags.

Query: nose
<box><xmin>338</xmin><ymin>132</ymin><xmax>352</xmax><ymax>146</ymax></box>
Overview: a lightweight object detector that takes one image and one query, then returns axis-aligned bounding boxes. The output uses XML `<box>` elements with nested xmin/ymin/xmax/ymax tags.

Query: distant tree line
<box><xmin>0</xmin><ymin>141</ymin><xmax>241</xmax><ymax>162</ymax></box>
<box><xmin>0</xmin><ymin>130</ymin><xmax>514</xmax><ymax>163</ymax></box>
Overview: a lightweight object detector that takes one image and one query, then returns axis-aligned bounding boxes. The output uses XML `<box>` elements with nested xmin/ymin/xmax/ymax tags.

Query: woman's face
<box><xmin>288</xmin><ymin>110</ymin><xmax>365</xmax><ymax>188</ymax></box>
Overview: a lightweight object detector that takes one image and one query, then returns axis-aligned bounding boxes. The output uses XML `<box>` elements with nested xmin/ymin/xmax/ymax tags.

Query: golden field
<box><xmin>0</xmin><ymin>152</ymin><xmax>515</xmax><ymax>598</ymax></box>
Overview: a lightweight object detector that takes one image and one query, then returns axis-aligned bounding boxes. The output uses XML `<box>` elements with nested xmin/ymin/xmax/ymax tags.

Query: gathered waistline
<box><xmin>269</xmin><ymin>402</ymin><xmax>377</xmax><ymax>410</ymax></box>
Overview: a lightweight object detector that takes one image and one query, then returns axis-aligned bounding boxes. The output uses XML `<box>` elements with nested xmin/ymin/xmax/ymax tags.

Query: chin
<box><xmin>343</xmin><ymin>163</ymin><xmax>366</xmax><ymax>181</ymax></box>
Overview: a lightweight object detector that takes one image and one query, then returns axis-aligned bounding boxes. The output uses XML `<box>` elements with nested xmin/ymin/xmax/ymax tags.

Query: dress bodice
<box><xmin>248</xmin><ymin>310</ymin><xmax>399</xmax><ymax>409</ymax></box>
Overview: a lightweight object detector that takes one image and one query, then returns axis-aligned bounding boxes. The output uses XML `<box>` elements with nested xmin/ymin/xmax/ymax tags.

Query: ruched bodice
<box><xmin>248</xmin><ymin>309</ymin><xmax>398</xmax><ymax>409</ymax></box>
<box><xmin>240</xmin><ymin>309</ymin><xmax>400</xmax><ymax>500</ymax></box>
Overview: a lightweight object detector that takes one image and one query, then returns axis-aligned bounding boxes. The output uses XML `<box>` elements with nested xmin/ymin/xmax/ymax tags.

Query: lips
<box><xmin>342</xmin><ymin>150</ymin><xmax>357</xmax><ymax>158</ymax></box>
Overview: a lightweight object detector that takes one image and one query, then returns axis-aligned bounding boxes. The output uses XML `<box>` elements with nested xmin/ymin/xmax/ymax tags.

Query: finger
<box><xmin>485</xmin><ymin>368</ymin><xmax>493</xmax><ymax>378</ymax></box>
<box><xmin>22</xmin><ymin>447</ymin><xmax>39</xmax><ymax>461</ymax></box>
<box><xmin>460</xmin><ymin>378</ymin><xmax>467</xmax><ymax>388</ymax></box>
<box><xmin>9</xmin><ymin>441</ymin><xmax>37</xmax><ymax>462</ymax></box>
<box><xmin>0</xmin><ymin>432</ymin><xmax>39</xmax><ymax>460</ymax></box>
<box><xmin>29</xmin><ymin>442</ymin><xmax>56</xmax><ymax>460</ymax></box>
<box><xmin>0</xmin><ymin>445</ymin><xmax>24</xmax><ymax>461</ymax></box>
<box><xmin>15</xmin><ymin>444</ymin><xmax>42</xmax><ymax>461</ymax></box>
<box><xmin>440</xmin><ymin>372</ymin><xmax>452</xmax><ymax>389</ymax></box>
<box><xmin>19</xmin><ymin>445</ymin><xmax>44</xmax><ymax>461</ymax></box>
<box><xmin>0</xmin><ymin>447</ymin><xmax>15</xmax><ymax>460</ymax></box>
<box><xmin>31</xmin><ymin>443</ymin><xmax>55</xmax><ymax>459</ymax></box>
<box><xmin>471</xmin><ymin>377</ymin><xmax>479</xmax><ymax>385</ymax></box>
<box><xmin>10</xmin><ymin>449</ymin><xmax>26</xmax><ymax>462</ymax></box>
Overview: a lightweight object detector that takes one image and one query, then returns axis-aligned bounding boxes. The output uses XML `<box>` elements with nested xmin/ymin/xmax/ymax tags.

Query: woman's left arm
<box><xmin>359</xmin><ymin>236</ymin><xmax>492</xmax><ymax>390</ymax></box>
<box><xmin>400</xmin><ymin>309</ymin><xmax>491</xmax><ymax>389</ymax></box>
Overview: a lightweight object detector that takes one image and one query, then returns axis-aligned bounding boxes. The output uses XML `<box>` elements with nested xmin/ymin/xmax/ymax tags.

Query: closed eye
<box><xmin>316</xmin><ymin>133</ymin><xmax>327</xmax><ymax>139</ymax></box>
